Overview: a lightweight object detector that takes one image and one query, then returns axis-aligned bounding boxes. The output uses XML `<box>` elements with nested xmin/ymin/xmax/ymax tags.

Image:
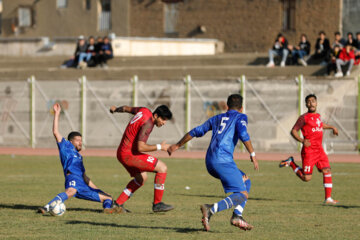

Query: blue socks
<box><xmin>103</xmin><ymin>199</ymin><xmax>113</xmax><ymax>209</ymax></box>
<box><xmin>234</xmin><ymin>179</ymin><xmax>251</xmax><ymax>216</ymax></box>
<box><xmin>210</xmin><ymin>192</ymin><xmax>247</xmax><ymax>214</ymax></box>
<box><xmin>47</xmin><ymin>192</ymin><xmax>68</xmax><ymax>206</ymax></box>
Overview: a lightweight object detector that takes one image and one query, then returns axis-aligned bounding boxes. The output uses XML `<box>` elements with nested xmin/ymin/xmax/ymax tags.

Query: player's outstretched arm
<box><xmin>83</xmin><ymin>173</ymin><xmax>99</xmax><ymax>189</ymax></box>
<box><xmin>323</xmin><ymin>123</ymin><xmax>339</xmax><ymax>136</ymax></box>
<box><xmin>52</xmin><ymin>103</ymin><xmax>63</xmax><ymax>143</ymax></box>
<box><xmin>138</xmin><ymin>140</ymin><xmax>170</xmax><ymax>152</ymax></box>
<box><xmin>243</xmin><ymin>140</ymin><xmax>259</xmax><ymax>171</ymax></box>
<box><xmin>109</xmin><ymin>105</ymin><xmax>134</xmax><ymax>114</ymax></box>
<box><xmin>167</xmin><ymin>133</ymin><xmax>193</xmax><ymax>156</ymax></box>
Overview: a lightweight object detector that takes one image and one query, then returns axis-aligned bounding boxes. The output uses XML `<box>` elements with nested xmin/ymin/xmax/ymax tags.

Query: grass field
<box><xmin>0</xmin><ymin>154</ymin><xmax>360</xmax><ymax>240</ymax></box>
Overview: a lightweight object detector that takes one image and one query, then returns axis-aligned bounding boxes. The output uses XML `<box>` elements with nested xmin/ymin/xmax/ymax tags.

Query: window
<box><xmin>57</xmin><ymin>0</ymin><xmax>68</xmax><ymax>9</ymax></box>
<box><xmin>164</xmin><ymin>3</ymin><xmax>179</xmax><ymax>37</ymax></box>
<box><xmin>98</xmin><ymin>0</ymin><xmax>111</xmax><ymax>31</ymax></box>
<box><xmin>18</xmin><ymin>7</ymin><xmax>31</xmax><ymax>27</ymax></box>
<box><xmin>85</xmin><ymin>0</ymin><xmax>91</xmax><ymax>10</ymax></box>
<box><xmin>282</xmin><ymin>0</ymin><xmax>296</xmax><ymax>31</ymax></box>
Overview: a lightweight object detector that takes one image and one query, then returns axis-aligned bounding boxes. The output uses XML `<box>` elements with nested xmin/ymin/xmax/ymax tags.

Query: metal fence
<box><xmin>0</xmin><ymin>75</ymin><xmax>359</xmax><ymax>153</ymax></box>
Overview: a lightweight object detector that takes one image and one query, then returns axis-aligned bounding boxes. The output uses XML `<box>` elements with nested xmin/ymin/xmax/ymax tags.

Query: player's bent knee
<box><xmin>304</xmin><ymin>175</ymin><xmax>312</xmax><ymax>182</ymax></box>
<box><xmin>322</xmin><ymin>168</ymin><xmax>331</xmax><ymax>173</ymax></box>
<box><xmin>65</xmin><ymin>187</ymin><xmax>77</xmax><ymax>197</ymax></box>
<box><xmin>241</xmin><ymin>191</ymin><xmax>249</xmax><ymax>199</ymax></box>
<box><xmin>154</xmin><ymin>160</ymin><xmax>167</xmax><ymax>173</ymax></box>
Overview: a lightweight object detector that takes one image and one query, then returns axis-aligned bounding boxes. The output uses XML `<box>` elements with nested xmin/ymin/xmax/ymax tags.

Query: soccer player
<box><xmin>109</xmin><ymin>105</ymin><xmax>174</xmax><ymax>213</ymax></box>
<box><xmin>37</xmin><ymin>103</ymin><xmax>113</xmax><ymax>215</ymax></box>
<box><xmin>168</xmin><ymin>94</ymin><xmax>259</xmax><ymax>231</ymax></box>
<box><xmin>279</xmin><ymin>94</ymin><xmax>339</xmax><ymax>204</ymax></box>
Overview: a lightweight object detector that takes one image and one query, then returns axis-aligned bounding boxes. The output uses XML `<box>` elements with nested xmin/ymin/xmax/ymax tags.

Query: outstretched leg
<box><xmin>279</xmin><ymin>156</ymin><xmax>312</xmax><ymax>182</ymax></box>
<box><xmin>37</xmin><ymin>187</ymin><xmax>76</xmax><ymax>214</ymax></box>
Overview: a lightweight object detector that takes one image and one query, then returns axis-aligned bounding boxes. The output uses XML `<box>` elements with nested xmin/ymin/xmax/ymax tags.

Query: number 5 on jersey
<box><xmin>218</xmin><ymin>117</ymin><xmax>229</xmax><ymax>134</ymax></box>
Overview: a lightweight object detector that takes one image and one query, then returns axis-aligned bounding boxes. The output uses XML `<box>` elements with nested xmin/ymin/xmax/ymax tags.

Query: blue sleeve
<box><xmin>236</xmin><ymin>116</ymin><xmax>250</xmax><ymax>142</ymax></box>
<box><xmin>189</xmin><ymin>118</ymin><xmax>213</xmax><ymax>138</ymax></box>
<box><xmin>57</xmin><ymin>138</ymin><xmax>67</xmax><ymax>150</ymax></box>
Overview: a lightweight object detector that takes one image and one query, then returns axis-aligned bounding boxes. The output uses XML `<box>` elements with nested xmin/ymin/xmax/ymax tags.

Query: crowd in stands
<box><xmin>61</xmin><ymin>35</ymin><xmax>113</xmax><ymax>69</ymax></box>
<box><xmin>266</xmin><ymin>31</ymin><xmax>360</xmax><ymax>77</ymax></box>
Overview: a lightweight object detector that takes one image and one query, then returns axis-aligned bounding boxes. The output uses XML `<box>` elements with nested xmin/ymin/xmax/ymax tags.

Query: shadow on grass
<box><xmin>0</xmin><ymin>203</ymin><xmax>102</xmax><ymax>213</ymax></box>
<box><xmin>326</xmin><ymin>205</ymin><xmax>360</xmax><ymax>209</ymax></box>
<box><xmin>67</xmin><ymin>220</ymin><xmax>201</xmax><ymax>233</ymax></box>
<box><xmin>176</xmin><ymin>194</ymin><xmax>276</xmax><ymax>202</ymax></box>
<box><xmin>0</xmin><ymin>203</ymin><xmax>39</xmax><ymax>211</ymax></box>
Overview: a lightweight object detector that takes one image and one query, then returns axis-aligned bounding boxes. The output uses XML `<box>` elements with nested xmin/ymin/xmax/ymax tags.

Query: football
<box><xmin>49</xmin><ymin>200</ymin><xmax>66</xmax><ymax>216</ymax></box>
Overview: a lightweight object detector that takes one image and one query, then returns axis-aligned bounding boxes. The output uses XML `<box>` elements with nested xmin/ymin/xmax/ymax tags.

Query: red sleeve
<box><xmin>292</xmin><ymin>115</ymin><xmax>305</xmax><ymax>131</ymax></box>
<box><xmin>137</xmin><ymin>118</ymin><xmax>154</xmax><ymax>143</ymax></box>
<box><xmin>130</xmin><ymin>107</ymin><xmax>143</xmax><ymax>115</ymax></box>
<box><xmin>350</xmin><ymin>51</ymin><xmax>355</xmax><ymax>59</ymax></box>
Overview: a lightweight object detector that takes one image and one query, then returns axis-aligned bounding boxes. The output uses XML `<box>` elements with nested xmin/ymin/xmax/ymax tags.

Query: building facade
<box><xmin>0</xmin><ymin>0</ymin><xmax>352</xmax><ymax>52</ymax></box>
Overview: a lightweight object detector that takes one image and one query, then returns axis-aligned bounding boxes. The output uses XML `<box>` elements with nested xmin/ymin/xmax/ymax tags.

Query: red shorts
<box><xmin>301</xmin><ymin>148</ymin><xmax>330</xmax><ymax>175</ymax></box>
<box><xmin>117</xmin><ymin>151</ymin><xmax>158</xmax><ymax>177</ymax></box>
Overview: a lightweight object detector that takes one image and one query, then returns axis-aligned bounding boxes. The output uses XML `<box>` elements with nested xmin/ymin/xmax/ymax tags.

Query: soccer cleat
<box><xmin>230</xmin><ymin>213</ymin><xmax>253</xmax><ymax>231</ymax></box>
<box><xmin>200</xmin><ymin>204</ymin><xmax>213</xmax><ymax>231</ymax></box>
<box><xmin>324</xmin><ymin>198</ymin><xmax>339</xmax><ymax>205</ymax></box>
<box><xmin>105</xmin><ymin>202</ymin><xmax>131</xmax><ymax>214</ymax></box>
<box><xmin>152</xmin><ymin>202</ymin><xmax>174</xmax><ymax>213</ymax></box>
<box><xmin>37</xmin><ymin>206</ymin><xmax>49</xmax><ymax>215</ymax></box>
<box><xmin>279</xmin><ymin>156</ymin><xmax>294</xmax><ymax>168</ymax></box>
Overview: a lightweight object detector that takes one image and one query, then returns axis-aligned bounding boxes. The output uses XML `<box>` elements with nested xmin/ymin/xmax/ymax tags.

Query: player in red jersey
<box><xmin>108</xmin><ymin>105</ymin><xmax>174</xmax><ymax>213</ymax></box>
<box><xmin>279</xmin><ymin>94</ymin><xmax>339</xmax><ymax>204</ymax></box>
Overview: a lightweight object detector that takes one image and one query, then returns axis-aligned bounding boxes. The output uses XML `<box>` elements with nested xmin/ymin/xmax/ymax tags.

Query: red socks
<box><xmin>290</xmin><ymin>161</ymin><xmax>305</xmax><ymax>181</ymax></box>
<box><xmin>154</xmin><ymin>173</ymin><xmax>167</xmax><ymax>204</ymax></box>
<box><xmin>323</xmin><ymin>173</ymin><xmax>333</xmax><ymax>199</ymax></box>
<box><xmin>116</xmin><ymin>179</ymin><xmax>143</xmax><ymax>205</ymax></box>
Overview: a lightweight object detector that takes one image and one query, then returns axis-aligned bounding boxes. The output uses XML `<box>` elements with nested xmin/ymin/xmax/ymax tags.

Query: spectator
<box><xmin>314</xmin><ymin>31</ymin><xmax>331</xmax><ymax>65</ymax></box>
<box><xmin>97</xmin><ymin>36</ymin><xmax>113</xmax><ymax>68</ymax></box>
<box><xmin>345</xmin><ymin>32</ymin><xmax>357</xmax><ymax>48</ymax></box>
<box><xmin>335</xmin><ymin>43</ymin><xmax>355</xmax><ymax>77</ymax></box>
<box><xmin>60</xmin><ymin>35</ymin><xmax>88</xmax><ymax>68</ymax></box>
<box><xmin>266</xmin><ymin>33</ymin><xmax>289</xmax><ymax>67</ymax></box>
<box><xmin>327</xmin><ymin>45</ymin><xmax>341</xmax><ymax>75</ymax></box>
<box><xmin>291</xmin><ymin>34</ymin><xmax>311</xmax><ymax>66</ymax></box>
<box><xmin>78</xmin><ymin>36</ymin><xmax>96</xmax><ymax>68</ymax></box>
<box><xmin>354</xmin><ymin>32</ymin><xmax>360</xmax><ymax>60</ymax></box>
<box><xmin>332</xmin><ymin>31</ymin><xmax>346</xmax><ymax>49</ymax></box>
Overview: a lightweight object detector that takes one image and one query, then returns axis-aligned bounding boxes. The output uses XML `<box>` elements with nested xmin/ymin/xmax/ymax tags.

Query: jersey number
<box><xmin>304</xmin><ymin>166</ymin><xmax>311</xmax><ymax>173</ymax></box>
<box><xmin>218</xmin><ymin>117</ymin><xmax>229</xmax><ymax>134</ymax></box>
<box><xmin>147</xmin><ymin>156</ymin><xmax>155</xmax><ymax>163</ymax></box>
<box><xmin>69</xmin><ymin>181</ymin><xmax>76</xmax><ymax>187</ymax></box>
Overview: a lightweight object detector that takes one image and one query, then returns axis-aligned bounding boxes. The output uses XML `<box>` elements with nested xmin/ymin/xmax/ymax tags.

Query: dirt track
<box><xmin>0</xmin><ymin>147</ymin><xmax>359</xmax><ymax>163</ymax></box>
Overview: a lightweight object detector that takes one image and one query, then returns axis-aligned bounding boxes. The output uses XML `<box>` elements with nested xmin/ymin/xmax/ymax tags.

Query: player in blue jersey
<box><xmin>168</xmin><ymin>94</ymin><xmax>259</xmax><ymax>231</ymax></box>
<box><xmin>37</xmin><ymin>103</ymin><xmax>114</xmax><ymax>215</ymax></box>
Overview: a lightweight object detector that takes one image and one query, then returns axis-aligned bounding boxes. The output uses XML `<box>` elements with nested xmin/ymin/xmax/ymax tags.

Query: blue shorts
<box><xmin>206</xmin><ymin>161</ymin><xmax>247</xmax><ymax>194</ymax></box>
<box><xmin>65</xmin><ymin>174</ymin><xmax>103</xmax><ymax>202</ymax></box>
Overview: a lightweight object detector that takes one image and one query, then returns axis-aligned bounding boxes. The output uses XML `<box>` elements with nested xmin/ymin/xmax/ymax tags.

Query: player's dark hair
<box><xmin>153</xmin><ymin>105</ymin><xmax>172</xmax><ymax>120</ymax></box>
<box><xmin>305</xmin><ymin>94</ymin><xmax>317</xmax><ymax>102</ymax></box>
<box><xmin>68</xmin><ymin>131</ymin><xmax>82</xmax><ymax>141</ymax></box>
<box><xmin>227</xmin><ymin>94</ymin><xmax>243</xmax><ymax>110</ymax></box>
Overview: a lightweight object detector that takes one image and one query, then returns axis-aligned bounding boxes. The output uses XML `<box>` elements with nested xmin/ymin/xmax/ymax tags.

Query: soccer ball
<box><xmin>49</xmin><ymin>200</ymin><xmax>66</xmax><ymax>216</ymax></box>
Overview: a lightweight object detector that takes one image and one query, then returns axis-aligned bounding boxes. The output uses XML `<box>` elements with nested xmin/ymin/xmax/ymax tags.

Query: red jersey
<box><xmin>117</xmin><ymin>107</ymin><xmax>154</xmax><ymax>155</ymax></box>
<box><xmin>293</xmin><ymin>112</ymin><xmax>323</xmax><ymax>151</ymax></box>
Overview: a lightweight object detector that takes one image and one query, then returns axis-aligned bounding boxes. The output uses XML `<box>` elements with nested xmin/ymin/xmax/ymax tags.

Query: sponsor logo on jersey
<box><xmin>131</xmin><ymin>112</ymin><xmax>143</xmax><ymax>124</ymax></box>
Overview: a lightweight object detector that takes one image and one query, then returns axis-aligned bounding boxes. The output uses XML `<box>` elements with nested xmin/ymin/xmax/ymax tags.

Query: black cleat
<box><xmin>200</xmin><ymin>204</ymin><xmax>213</xmax><ymax>231</ymax></box>
<box><xmin>230</xmin><ymin>213</ymin><xmax>253</xmax><ymax>231</ymax></box>
<box><xmin>152</xmin><ymin>202</ymin><xmax>174</xmax><ymax>212</ymax></box>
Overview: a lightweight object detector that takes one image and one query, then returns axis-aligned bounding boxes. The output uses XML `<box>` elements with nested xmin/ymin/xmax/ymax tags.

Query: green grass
<box><xmin>0</xmin><ymin>155</ymin><xmax>360</xmax><ymax>240</ymax></box>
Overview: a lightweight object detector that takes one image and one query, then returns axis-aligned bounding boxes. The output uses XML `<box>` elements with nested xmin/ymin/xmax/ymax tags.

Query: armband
<box><xmin>250</xmin><ymin>152</ymin><xmax>256</xmax><ymax>157</ymax></box>
<box><xmin>156</xmin><ymin>144</ymin><xmax>162</xmax><ymax>150</ymax></box>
